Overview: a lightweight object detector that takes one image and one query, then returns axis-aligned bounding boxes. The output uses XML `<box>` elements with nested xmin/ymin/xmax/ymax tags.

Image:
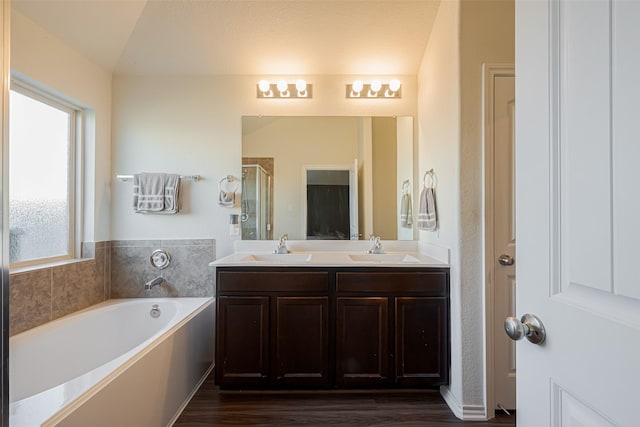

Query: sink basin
<box><xmin>348</xmin><ymin>253</ymin><xmax>421</xmax><ymax>263</ymax></box>
<box><xmin>240</xmin><ymin>253</ymin><xmax>312</xmax><ymax>262</ymax></box>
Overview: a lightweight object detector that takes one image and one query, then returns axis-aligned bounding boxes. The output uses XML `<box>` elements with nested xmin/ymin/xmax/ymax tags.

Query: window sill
<box><xmin>10</xmin><ymin>257</ymin><xmax>94</xmax><ymax>275</ymax></box>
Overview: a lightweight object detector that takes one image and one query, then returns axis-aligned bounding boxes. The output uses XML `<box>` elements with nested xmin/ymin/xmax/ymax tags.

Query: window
<box><xmin>9</xmin><ymin>79</ymin><xmax>81</xmax><ymax>267</ymax></box>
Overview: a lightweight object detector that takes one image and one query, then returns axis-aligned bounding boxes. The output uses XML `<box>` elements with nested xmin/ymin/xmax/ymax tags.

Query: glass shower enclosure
<box><xmin>241</xmin><ymin>164</ymin><xmax>272</xmax><ymax>240</ymax></box>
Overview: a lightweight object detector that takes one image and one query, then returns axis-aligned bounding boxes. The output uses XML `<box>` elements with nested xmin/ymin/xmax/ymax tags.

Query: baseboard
<box><xmin>168</xmin><ymin>362</ymin><xmax>215</xmax><ymax>427</ymax></box>
<box><xmin>440</xmin><ymin>386</ymin><xmax>488</xmax><ymax>421</ymax></box>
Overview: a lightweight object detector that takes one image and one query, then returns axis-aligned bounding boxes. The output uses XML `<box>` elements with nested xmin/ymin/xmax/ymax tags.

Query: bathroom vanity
<box><xmin>211</xmin><ymin>242</ymin><xmax>450</xmax><ymax>390</ymax></box>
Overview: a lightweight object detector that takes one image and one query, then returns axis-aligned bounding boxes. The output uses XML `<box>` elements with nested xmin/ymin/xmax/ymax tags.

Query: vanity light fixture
<box><xmin>346</xmin><ymin>79</ymin><xmax>402</xmax><ymax>99</ymax></box>
<box><xmin>257</xmin><ymin>79</ymin><xmax>312</xmax><ymax>99</ymax></box>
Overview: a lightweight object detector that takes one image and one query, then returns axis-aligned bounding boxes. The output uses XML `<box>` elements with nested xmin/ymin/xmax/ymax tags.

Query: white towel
<box><xmin>218</xmin><ymin>190</ymin><xmax>235</xmax><ymax>207</ymax></box>
<box><xmin>163</xmin><ymin>173</ymin><xmax>181</xmax><ymax>214</ymax></box>
<box><xmin>417</xmin><ymin>187</ymin><xmax>437</xmax><ymax>231</ymax></box>
<box><xmin>400</xmin><ymin>193</ymin><xmax>413</xmax><ymax>227</ymax></box>
<box><xmin>133</xmin><ymin>173</ymin><xmax>181</xmax><ymax>214</ymax></box>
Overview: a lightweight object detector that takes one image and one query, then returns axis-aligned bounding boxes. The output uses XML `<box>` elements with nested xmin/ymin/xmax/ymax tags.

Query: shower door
<box><xmin>241</xmin><ymin>165</ymin><xmax>272</xmax><ymax>240</ymax></box>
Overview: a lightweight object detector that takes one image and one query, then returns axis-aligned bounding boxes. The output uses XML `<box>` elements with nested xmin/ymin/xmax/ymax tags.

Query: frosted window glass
<box><xmin>9</xmin><ymin>90</ymin><xmax>72</xmax><ymax>264</ymax></box>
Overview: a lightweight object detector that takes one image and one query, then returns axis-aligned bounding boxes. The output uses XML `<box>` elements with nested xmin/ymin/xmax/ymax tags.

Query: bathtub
<box><xmin>9</xmin><ymin>297</ymin><xmax>214</xmax><ymax>427</ymax></box>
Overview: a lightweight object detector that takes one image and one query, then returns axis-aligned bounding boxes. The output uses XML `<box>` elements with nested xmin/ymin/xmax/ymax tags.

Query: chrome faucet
<box><xmin>144</xmin><ymin>276</ymin><xmax>164</xmax><ymax>290</ymax></box>
<box><xmin>273</xmin><ymin>233</ymin><xmax>290</xmax><ymax>254</ymax></box>
<box><xmin>367</xmin><ymin>235</ymin><xmax>384</xmax><ymax>254</ymax></box>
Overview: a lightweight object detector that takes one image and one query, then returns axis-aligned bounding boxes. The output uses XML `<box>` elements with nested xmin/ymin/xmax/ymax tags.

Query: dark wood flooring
<box><xmin>175</xmin><ymin>371</ymin><xmax>515</xmax><ymax>426</ymax></box>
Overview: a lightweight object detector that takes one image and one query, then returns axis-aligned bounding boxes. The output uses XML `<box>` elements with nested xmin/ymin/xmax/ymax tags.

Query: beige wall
<box><xmin>111</xmin><ymin>75</ymin><xmax>418</xmax><ymax>257</ymax></box>
<box><xmin>459</xmin><ymin>0</ymin><xmax>515</xmax><ymax>409</ymax></box>
<box><xmin>11</xmin><ymin>10</ymin><xmax>112</xmax><ymax>242</ymax></box>
<box><xmin>371</xmin><ymin>117</ymin><xmax>397</xmax><ymax>239</ymax></box>
<box><xmin>242</xmin><ymin>116</ymin><xmax>359</xmax><ymax>240</ymax></box>
<box><xmin>417</xmin><ymin>0</ymin><xmax>514</xmax><ymax>417</ymax></box>
<box><xmin>417</xmin><ymin>0</ymin><xmax>464</xmax><ymax>411</ymax></box>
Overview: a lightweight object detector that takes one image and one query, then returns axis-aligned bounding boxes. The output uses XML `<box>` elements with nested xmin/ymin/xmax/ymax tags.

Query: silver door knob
<box><xmin>504</xmin><ymin>313</ymin><xmax>546</xmax><ymax>344</ymax></box>
<box><xmin>498</xmin><ymin>254</ymin><xmax>514</xmax><ymax>266</ymax></box>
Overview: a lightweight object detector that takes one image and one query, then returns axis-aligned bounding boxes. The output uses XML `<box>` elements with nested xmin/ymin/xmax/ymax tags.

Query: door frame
<box><xmin>482</xmin><ymin>63</ymin><xmax>515</xmax><ymax>416</ymax></box>
<box><xmin>1</xmin><ymin>1</ymin><xmax>9</xmax><ymax>425</ymax></box>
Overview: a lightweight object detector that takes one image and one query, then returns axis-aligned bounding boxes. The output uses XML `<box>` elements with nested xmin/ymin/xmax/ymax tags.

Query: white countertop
<box><xmin>210</xmin><ymin>240</ymin><xmax>450</xmax><ymax>268</ymax></box>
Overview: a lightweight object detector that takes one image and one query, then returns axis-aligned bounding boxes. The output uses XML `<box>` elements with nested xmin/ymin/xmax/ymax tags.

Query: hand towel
<box><xmin>163</xmin><ymin>173</ymin><xmax>181</xmax><ymax>214</ymax></box>
<box><xmin>418</xmin><ymin>187</ymin><xmax>437</xmax><ymax>231</ymax></box>
<box><xmin>218</xmin><ymin>190</ymin><xmax>235</xmax><ymax>207</ymax></box>
<box><xmin>133</xmin><ymin>173</ymin><xmax>181</xmax><ymax>214</ymax></box>
<box><xmin>400</xmin><ymin>193</ymin><xmax>413</xmax><ymax>227</ymax></box>
<box><xmin>133</xmin><ymin>173</ymin><xmax>165</xmax><ymax>212</ymax></box>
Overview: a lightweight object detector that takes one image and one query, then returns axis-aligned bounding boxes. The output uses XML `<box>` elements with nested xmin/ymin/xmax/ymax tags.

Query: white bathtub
<box><xmin>9</xmin><ymin>297</ymin><xmax>214</xmax><ymax>427</ymax></box>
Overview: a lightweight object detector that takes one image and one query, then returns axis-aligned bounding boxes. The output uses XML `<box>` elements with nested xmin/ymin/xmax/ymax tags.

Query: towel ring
<box><xmin>219</xmin><ymin>175</ymin><xmax>238</xmax><ymax>193</ymax></box>
<box><xmin>423</xmin><ymin>169</ymin><xmax>436</xmax><ymax>189</ymax></box>
<box><xmin>402</xmin><ymin>180</ymin><xmax>411</xmax><ymax>194</ymax></box>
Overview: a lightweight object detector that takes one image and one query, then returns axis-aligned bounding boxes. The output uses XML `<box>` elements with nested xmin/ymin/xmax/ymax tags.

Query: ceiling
<box><xmin>12</xmin><ymin>0</ymin><xmax>441</xmax><ymax>76</ymax></box>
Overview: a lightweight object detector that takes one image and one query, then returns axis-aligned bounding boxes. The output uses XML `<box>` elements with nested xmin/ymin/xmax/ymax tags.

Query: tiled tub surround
<box><xmin>9</xmin><ymin>241</ymin><xmax>110</xmax><ymax>336</ymax></box>
<box><xmin>9</xmin><ymin>239</ymin><xmax>215</xmax><ymax>336</ymax></box>
<box><xmin>110</xmin><ymin>239</ymin><xmax>215</xmax><ymax>298</ymax></box>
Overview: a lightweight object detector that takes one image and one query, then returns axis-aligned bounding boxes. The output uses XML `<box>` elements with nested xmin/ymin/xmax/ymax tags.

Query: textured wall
<box><xmin>9</xmin><ymin>242</ymin><xmax>110</xmax><ymax>336</ymax></box>
<box><xmin>9</xmin><ymin>238</ymin><xmax>215</xmax><ymax>336</ymax></box>
<box><xmin>110</xmin><ymin>239</ymin><xmax>215</xmax><ymax>298</ymax></box>
<box><xmin>417</xmin><ymin>0</ymin><xmax>463</xmax><ymax>411</ymax></box>
<box><xmin>417</xmin><ymin>0</ymin><xmax>515</xmax><ymax>417</ymax></box>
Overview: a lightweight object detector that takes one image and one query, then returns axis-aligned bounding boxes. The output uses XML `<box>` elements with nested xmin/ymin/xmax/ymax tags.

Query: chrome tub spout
<box><xmin>144</xmin><ymin>276</ymin><xmax>164</xmax><ymax>290</ymax></box>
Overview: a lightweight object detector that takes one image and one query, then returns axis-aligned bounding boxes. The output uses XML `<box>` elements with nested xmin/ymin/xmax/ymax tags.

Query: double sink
<box><xmin>238</xmin><ymin>252</ymin><xmax>422</xmax><ymax>264</ymax></box>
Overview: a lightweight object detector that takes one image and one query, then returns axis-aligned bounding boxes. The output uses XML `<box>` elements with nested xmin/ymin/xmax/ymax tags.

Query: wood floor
<box><xmin>175</xmin><ymin>372</ymin><xmax>515</xmax><ymax>427</ymax></box>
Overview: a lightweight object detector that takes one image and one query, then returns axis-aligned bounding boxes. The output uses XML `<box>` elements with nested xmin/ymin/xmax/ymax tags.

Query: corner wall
<box><xmin>459</xmin><ymin>0</ymin><xmax>515</xmax><ymax>410</ymax></box>
<box><xmin>417</xmin><ymin>0</ymin><xmax>464</xmax><ymax>414</ymax></box>
<box><xmin>11</xmin><ymin>10</ymin><xmax>112</xmax><ymax>243</ymax></box>
<box><xmin>417</xmin><ymin>0</ymin><xmax>514</xmax><ymax>418</ymax></box>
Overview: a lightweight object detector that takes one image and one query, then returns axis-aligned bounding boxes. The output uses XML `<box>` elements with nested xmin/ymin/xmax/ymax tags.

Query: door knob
<box><xmin>504</xmin><ymin>313</ymin><xmax>546</xmax><ymax>344</ymax></box>
<box><xmin>498</xmin><ymin>254</ymin><xmax>514</xmax><ymax>266</ymax></box>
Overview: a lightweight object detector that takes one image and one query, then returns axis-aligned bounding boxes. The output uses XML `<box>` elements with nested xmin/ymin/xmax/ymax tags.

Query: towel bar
<box><xmin>117</xmin><ymin>174</ymin><xmax>200</xmax><ymax>182</ymax></box>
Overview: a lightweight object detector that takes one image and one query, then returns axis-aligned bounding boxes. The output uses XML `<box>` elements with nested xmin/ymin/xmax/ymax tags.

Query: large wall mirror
<box><xmin>242</xmin><ymin>116</ymin><xmax>415</xmax><ymax>241</ymax></box>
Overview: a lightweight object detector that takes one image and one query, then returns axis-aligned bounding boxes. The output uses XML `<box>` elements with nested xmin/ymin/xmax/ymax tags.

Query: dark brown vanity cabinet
<box><xmin>216</xmin><ymin>267</ymin><xmax>449</xmax><ymax>389</ymax></box>
<box><xmin>216</xmin><ymin>270</ymin><xmax>330</xmax><ymax>388</ymax></box>
<box><xmin>335</xmin><ymin>271</ymin><xmax>449</xmax><ymax>387</ymax></box>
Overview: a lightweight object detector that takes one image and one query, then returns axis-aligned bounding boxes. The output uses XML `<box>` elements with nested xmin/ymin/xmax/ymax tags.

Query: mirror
<box><xmin>242</xmin><ymin>116</ymin><xmax>415</xmax><ymax>241</ymax></box>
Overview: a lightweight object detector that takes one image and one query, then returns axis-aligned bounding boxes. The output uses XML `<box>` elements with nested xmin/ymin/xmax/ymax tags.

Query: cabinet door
<box><xmin>217</xmin><ymin>296</ymin><xmax>269</xmax><ymax>387</ymax></box>
<box><xmin>274</xmin><ymin>297</ymin><xmax>330</xmax><ymax>386</ymax></box>
<box><xmin>336</xmin><ymin>297</ymin><xmax>389</xmax><ymax>387</ymax></box>
<box><xmin>395</xmin><ymin>297</ymin><xmax>448</xmax><ymax>386</ymax></box>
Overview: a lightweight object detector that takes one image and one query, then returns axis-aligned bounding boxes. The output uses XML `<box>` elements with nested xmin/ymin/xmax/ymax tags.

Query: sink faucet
<box><xmin>273</xmin><ymin>233</ymin><xmax>290</xmax><ymax>254</ymax></box>
<box><xmin>367</xmin><ymin>235</ymin><xmax>384</xmax><ymax>254</ymax></box>
<box><xmin>144</xmin><ymin>276</ymin><xmax>164</xmax><ymax>290</ymax></box>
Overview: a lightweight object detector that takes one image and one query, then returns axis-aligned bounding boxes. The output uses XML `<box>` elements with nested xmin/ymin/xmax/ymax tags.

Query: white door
<box><xmin>516</xmin><ymin>0</ymin><xmax>640</xmax><ymax>426</ymax></box>
<box><xmin>492</xmin><ymin>71</ymin><xmax>516</xmax><ymax>411</ymax></box>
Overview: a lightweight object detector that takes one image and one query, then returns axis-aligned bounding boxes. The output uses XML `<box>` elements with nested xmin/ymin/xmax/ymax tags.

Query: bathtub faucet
<box><xmin>144</xmin><ymin>276</ymin><xmax>164</xmax><ymax>290</ymax></box>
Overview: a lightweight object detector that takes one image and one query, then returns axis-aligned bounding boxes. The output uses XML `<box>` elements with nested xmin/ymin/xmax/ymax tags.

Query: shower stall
<box><xmin>241</xmin><ymin>164</ymin><xmax>272</xmax><ymax>240</ymax></box>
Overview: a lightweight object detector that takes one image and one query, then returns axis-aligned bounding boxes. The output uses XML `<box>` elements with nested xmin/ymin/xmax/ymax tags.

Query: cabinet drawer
<box><xmin>336</xmin><ymin>271</ymin><xmax>447</xmax><ymax>295</ymax></box>
<box><xmin>218</xmin><ymin>271</ymin><xmax>329</xmax><ymax>293</ymax></box>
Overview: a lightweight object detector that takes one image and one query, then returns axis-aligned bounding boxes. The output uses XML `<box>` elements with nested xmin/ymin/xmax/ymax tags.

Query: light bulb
<box><xmin>370</xmin><ymin>80</ymin><xmax>382</xmax><ymax>93</ymax></box>
<box><xmin>389</xmin><ymin>79</ymin><xmax>401</xmax><ymax>92</ymax></box>
<box><xmin>258</xmin><ymin>80</ymin><xmax>270</xmax><ymax>93</ymax></box>
<box><xmin>276</xmin><ymin>80</ymin><xmax>288</xmax><ymax>92</ymax></box>
<box><xmin>352</xmin><ymin>80</ymin><xmax>364</xmax><ymax>93</ymax></box>
<box><xmin>295</xmin><ymin>79</ymin><xmax>307</xmax><ymax>92</ymax></box>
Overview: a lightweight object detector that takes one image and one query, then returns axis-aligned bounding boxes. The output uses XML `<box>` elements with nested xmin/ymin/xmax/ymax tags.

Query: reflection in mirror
<box><xmin>240</xmin><ymin>163</ymin><xmax>273</xmax><ymax>240</ymax></box>
<box><xmin>242</xmin><ymin>116</ymin><xmax>414</xmax><ymax>241</ymax></box>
